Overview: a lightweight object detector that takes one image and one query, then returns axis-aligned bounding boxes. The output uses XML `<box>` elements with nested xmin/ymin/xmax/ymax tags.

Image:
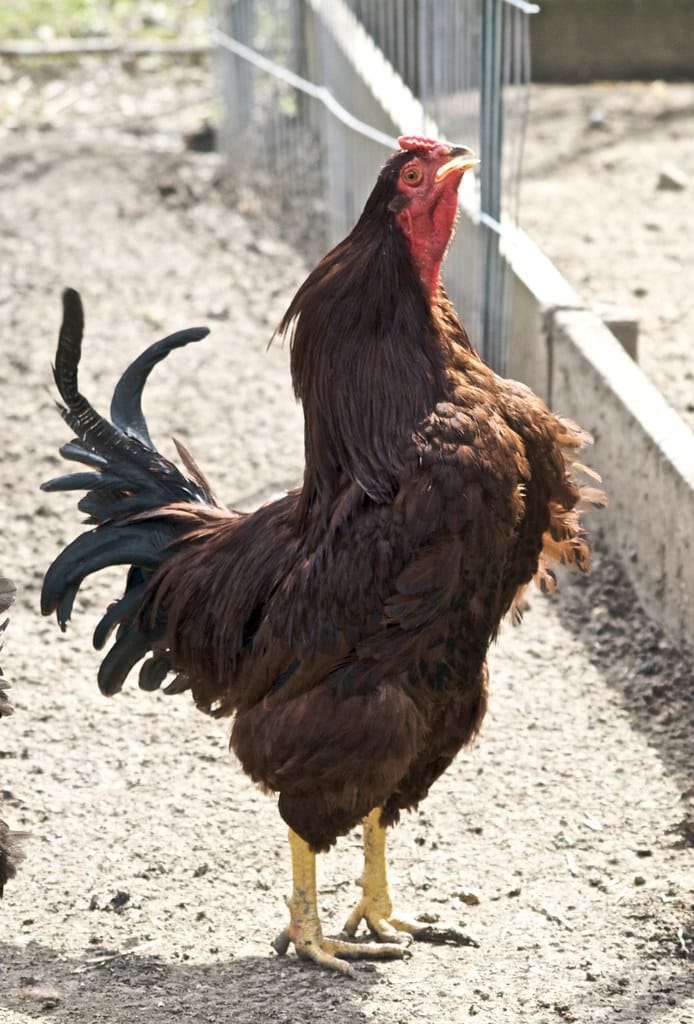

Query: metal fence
<box><xmin>214</xmin><ymin>0</ymin><xmax>537</xmax><ymax>371</ymax></box>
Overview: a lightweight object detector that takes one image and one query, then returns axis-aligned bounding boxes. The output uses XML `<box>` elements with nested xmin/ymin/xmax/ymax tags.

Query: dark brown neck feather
<box><xmin>279</xmin><ymin>203</ymin><xmax>457</xmax><ymax>525</ymax></box>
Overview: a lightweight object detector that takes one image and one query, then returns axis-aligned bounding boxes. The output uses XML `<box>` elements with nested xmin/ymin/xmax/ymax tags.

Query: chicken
<box><xmin>41</xmin><ymin>136</ymin><xmax>604</xmax><ymax>973</ymax></box>
<box><xmin>1</xmin><ymin>575</ymin><xmax>24</xmax><ymax>896</ymax></box>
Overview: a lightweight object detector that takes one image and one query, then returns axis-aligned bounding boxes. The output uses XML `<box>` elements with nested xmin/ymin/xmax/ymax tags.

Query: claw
<box><xmin>273</xmin><ymin>920</ymin><xmax>407</xmax><ymax>977</ymax></box>
<box><xmin>343</xmin><ymin>808</ymin><xmax>479</xmax><ymax>949</ymax></box>
<box><xmin>343</xmin><ymin>900</ymin><xmax>413</xmax><ymax>944</ymax></box>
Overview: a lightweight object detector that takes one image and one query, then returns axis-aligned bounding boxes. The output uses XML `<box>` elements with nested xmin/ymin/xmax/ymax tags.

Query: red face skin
<box><xmin>392</xmin><ymin>138</ymin><xmax>476</xmax><ymax>297</ymax></box>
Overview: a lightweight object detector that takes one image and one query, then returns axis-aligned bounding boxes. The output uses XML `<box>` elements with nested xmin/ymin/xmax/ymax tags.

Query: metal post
<box><xmin>480</xmin><ymin>0</ymin><xmax>504</xmax><ymax>370</ymax></box>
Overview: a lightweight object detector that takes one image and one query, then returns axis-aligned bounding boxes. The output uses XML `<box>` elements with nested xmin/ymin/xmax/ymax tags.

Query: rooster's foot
<box><xmin>273</xmin><ymin>920</ymin><xmax>407</xmax><ymax>977</ymax></box>
<box><xmin>276</xmin><ymin>827</ymin><xmax>408</xmax><ymax>976</ymax></box>
<box><xmin>343</xmin><ymin>900</ymin><xmax>476</xmax><ymax>946</ymax></box>
<box><xmin>343</xmin><ymin>808</ymin><xmax>479</xmax><ymax>948</ymax></box>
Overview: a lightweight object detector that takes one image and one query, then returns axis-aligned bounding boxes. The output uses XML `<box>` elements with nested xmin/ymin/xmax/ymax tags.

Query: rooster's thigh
<box><xmin>381</xmin><ymin>664</ymin><xmax>489</xmax><ymax>826</ymax></box>
<box><xmin>230</xmin><ymin>674</ymin><xmax>427</xmax><ymax>851</ymax></box>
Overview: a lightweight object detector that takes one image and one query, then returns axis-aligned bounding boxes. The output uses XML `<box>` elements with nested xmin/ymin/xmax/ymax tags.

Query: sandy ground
<box><xmin>521</xmin><ymin>80</ymin><xmax>694</xmax><ymax>432</ymax></box>
<box><xmin>0</xmin><ymin>56</ymin><xmax>692</xmax><ymax>1024</ymax></box>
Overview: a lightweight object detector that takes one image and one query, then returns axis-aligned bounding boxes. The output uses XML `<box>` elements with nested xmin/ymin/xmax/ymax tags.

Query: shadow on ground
<box><xmin>556</xmin><ymin>536</ymin><xmax>693</xmax><ymax>848</ymax></box>
<box><xmin>0</xmin><ymin>938</ymin><xmax>379</xmax><ymax>1023</ymax></box>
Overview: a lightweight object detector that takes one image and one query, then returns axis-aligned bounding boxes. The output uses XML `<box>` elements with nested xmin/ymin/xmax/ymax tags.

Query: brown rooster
<box><xmin>42</xmin><ymin>136</ymin><xmax>603</xmax><ymax>973</ymax></box>
<box><xmin>1</xmin><ymin>575</ymin><xmax>23</xmax><ymax>896</ymax></box>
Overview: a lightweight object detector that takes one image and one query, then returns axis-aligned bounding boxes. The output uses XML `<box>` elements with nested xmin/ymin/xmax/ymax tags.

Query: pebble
<box><xmin>587</xmin><ymin>108</ymin><xmax>608</xmax><ymax>131</ymax></box>
<box><xmin>656</xmin><ymin>164</ymin><xmax>687</xmax><ymax>191</ymax></box>
<box><xmin>455</xmin><ymin>888</ymin><xmax>481</xmax><ymax>906</ymax></box>
<box><xmin>206</xmin><ymin>304</ymin><xmax>230</xmax><ymax>320</ymax></box>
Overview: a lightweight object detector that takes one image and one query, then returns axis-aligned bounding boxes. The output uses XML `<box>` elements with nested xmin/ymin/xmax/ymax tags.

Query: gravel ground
<box><xmin>0</xmin><ymin>55</ymin><xmax>692</xmax><ymax>1024</ymax></box>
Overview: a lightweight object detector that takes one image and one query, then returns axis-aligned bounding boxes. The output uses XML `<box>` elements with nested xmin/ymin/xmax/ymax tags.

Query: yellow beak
<box><xmin>434</xmin><ymin>146</ymin><xmax>480</xmax><ymax>182</ymax></box>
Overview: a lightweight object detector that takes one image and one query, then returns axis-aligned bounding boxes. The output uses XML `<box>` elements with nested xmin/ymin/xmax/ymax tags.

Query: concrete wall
<box><xmin>502</xmin><ymin>227</ymin><xmax>694</xmax><ymax>649</ymax></box>
<box><xmin>506</xmin><ymin>225</ymin><xmax>583</xmax><ymax>401</ymax></box>
<box><xmin>531</xmin><ymin>0</ymin><xmax>694</xmax><ymax>83</ymax></box>
<box><xmin>551</xmin><ymin>310</ymin><xmax>694</xmax><ymax>647</ymax></box>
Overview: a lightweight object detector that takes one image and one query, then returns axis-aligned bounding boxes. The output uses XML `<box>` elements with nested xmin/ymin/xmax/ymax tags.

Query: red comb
<box><xmin>398</xmin><ymin>135</ymin><xmax>441</xmax><ymax>152</ymax></box>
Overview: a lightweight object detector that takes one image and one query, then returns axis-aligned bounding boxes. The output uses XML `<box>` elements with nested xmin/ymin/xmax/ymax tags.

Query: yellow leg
<box><xmin>342</xmin><ymin>808</ymin><xmax>478</xmax><ymax>947</ymax></box>
<box><xmin>272</xmin><ymin>828</ymin><xmax>408</xmax><ymax>976</ymax></box>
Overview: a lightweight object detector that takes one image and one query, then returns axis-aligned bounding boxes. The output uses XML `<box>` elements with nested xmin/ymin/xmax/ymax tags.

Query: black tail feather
<box><xmin>110</xmin><ymin>325</ymin><xmax>210</xmax><ymax>446</ymax></box>
<box><xmin>45</xmin><ymin>290</ymin><xmax>216</xmax><ymax>523</ymax></box>
<box><xmin>41</xmin><ymin>290</ymin><xmax>221</xmax><ymax>695</ymax></box>
<box><xmin>58</xmin><ymin>441</ymin><xmax>108</xmax><ymax>468</ymax></box>
<box><xmin>93</xmin><ymin>584</ymin><xmax>146</xmax><ymax>651</ymax></box>
<box><xmin>41</xmin><ymin>524</ymin><xmax>176</xmax><ymax>626</ymax></box>
<box><xmin>138</xmin><ymin>654</ymin><xmax>173</xmax><ymax>692</ymax></box>
<box><xmin>98</xmin><ymin>627</ymin><xmax>157</xmax><ymax>695</ymax></box>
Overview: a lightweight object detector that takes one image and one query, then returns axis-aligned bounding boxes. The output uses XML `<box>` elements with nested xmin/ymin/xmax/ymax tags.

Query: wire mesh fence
<box><xmin>214</xmin><ymin>0</ymin><xmax>537</xmax><ymax>371</ymax></box>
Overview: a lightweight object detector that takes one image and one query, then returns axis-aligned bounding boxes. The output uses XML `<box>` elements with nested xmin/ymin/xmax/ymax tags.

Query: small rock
<box><xmin>185</xmin><ymin>123</ymin><xmax>217</xmax><ymax>153</ymax></box>
<box><xmin>19</xmin><ymin>986</ymin><xmax>61</xmax><ymax>1008</ymax></box>
<box><xmin>656</xmin><ymin>164</ymin><xmax>687</xmax><ymax>191</ymax></box>
<box><xmin>206</xmin><ymin>305</ymin><xmax>229</xmax><ymax>321</ymax></box>
<box><xmin>250</xmin><ymin>237</ymin><xmax>285</xmax><ymax>258</ymax></box>
<box><xmin>633</xmin><ymin>875</ymin><xmax>646</xmax><ymax>886</ymax></box>
<box><xmin>110</xmin><ymin>889</ymin><xmax>131</xmax><ymax>909</ymax></box>
<box><xmin>455</xmin><ymin>889</ymin><xmax>481</xmax><ymax>906</ymax></box>
<box><xmin>587</xmin><ymin>108</ymin><xmax>608</xmax><ymax>131</ymax></box>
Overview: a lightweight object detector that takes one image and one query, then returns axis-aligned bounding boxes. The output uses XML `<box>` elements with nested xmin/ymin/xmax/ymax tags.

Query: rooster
<box><xmin>41</xmin><ymin>136</ymin><xmax>603</xmax><ymax>973</ymax></box>
<box><xmin>1</xmin><ymin>575</ymin><xmax>23</xmax><ymax>896</ymax></box>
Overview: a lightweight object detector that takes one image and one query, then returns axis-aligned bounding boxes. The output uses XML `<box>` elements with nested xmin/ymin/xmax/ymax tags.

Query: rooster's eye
<box><xmin>402</xmin><ymin>165</ymin><xmax>424</xmax><ymax>186</ymax></box>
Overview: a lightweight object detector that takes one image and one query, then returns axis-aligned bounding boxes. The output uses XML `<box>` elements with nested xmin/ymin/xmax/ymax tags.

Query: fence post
<box><xmin>480</xmin><ymin>0</ymin><xmax>506</xmax><ymax>371</ymax></box>
<box><xmin>217</xmin><ymin>0</ymin><xmax>255</xmax><ymax>164</ymax></box>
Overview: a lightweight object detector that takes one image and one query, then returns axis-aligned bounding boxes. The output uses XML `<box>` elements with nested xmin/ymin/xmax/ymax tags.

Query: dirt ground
<box><xmin>0</xmin><ymin>55</ymin><xmax>692</xmax><ymax>1024</ymax></box>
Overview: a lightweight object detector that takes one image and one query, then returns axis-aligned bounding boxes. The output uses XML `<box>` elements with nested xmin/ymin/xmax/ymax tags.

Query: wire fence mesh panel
<box><xmin>215</xmin><ymin>0</ymin><xmax>537</xmax><ymax>370</ymax></box>
<box><xmin>214</xmin><ymin>1</ymin><xmax>329</xmax><ymax>258</ymax></box>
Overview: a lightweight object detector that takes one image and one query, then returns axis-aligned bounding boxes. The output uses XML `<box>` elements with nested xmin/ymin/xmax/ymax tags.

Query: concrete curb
<box><xmin>550</xmin><ymin>308</ymin><xmax>694</xmax><ymax>648</ymax></box>
<box><xmin>504</xmin><ymin>225</ymin><xmax>694</xmax><ymax>649</ymax></box>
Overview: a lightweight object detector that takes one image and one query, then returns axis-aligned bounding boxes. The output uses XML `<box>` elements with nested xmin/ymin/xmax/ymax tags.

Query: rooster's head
<box><xmin>385</xmin><ymin>136</ymin><xmax>478</xmax><ymax>295</ymax></box>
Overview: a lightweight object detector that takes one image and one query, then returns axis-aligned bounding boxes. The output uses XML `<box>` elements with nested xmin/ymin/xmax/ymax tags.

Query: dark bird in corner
<box><xmin>1</xmin><ymin>576</ymin><xmax>25</xmax><ymax>897</ymax></box>
<box><xmin>41</xmin><ymin>136</ymin><xmax>605</xmax><ymax>973</ymax></box>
